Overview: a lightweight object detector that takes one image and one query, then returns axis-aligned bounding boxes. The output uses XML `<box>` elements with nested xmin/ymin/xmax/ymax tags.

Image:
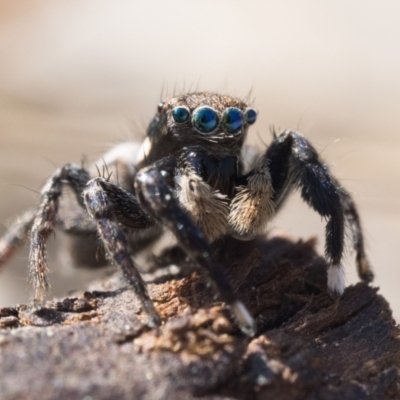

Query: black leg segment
<box><xmin>83</xmin><ymin>177</ymin><xmax>160</xmax><ymax>327</ymax></box>
<box><xmin>266</xmin><ymin>130</ymin><xmax>372</xmax><ymax>294</ymax></box>
<box><xmin>337</xmin><ymin>185</ymin><xmax>374</xmax><ymax>283</ymax></box>
<box><xmin>135</xmin><ymin>165</ymin><xmax>256</xmax><ymax>336</ymax></box>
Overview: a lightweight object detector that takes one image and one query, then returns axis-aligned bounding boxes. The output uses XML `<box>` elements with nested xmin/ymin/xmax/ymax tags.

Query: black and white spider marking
<box><xmin>0</xmin><ymin>92</ymin><xmax>373</xmax><ymax>335</ymax></box>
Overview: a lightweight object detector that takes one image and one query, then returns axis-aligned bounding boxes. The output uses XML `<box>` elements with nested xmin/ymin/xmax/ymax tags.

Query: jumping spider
<box><xmin>0</xmin><ymin>92</ymin><xmax>373</xmax><ymax>335</ymax></box>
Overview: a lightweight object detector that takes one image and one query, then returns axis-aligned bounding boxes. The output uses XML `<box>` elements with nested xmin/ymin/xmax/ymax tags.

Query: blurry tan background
<box><xmin>0</xmin><ymin>1</ymin><xmax>399</xmax><ymax>321</ymax></box>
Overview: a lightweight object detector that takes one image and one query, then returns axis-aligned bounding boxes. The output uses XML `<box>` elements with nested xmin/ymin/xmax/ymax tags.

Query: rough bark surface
<box><xmin>0</xmin><ymin>234</ymin><xmax>399</xmax><ymax>400</ymax></box>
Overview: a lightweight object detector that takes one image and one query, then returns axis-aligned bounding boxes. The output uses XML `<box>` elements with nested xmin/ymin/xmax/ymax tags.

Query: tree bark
<box><xmin>0</xmin><ymin>234</ymin><xmax>399</xmax><ymax>400</ymax></box>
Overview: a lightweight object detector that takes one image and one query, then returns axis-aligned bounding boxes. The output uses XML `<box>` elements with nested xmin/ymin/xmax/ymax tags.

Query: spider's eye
<box><xmin>192</xmin><ymin>106</ymin><xmax>219</xmax><ymax>134</ymax></box>
<box><xmin>172</xmin><ymin>106</ymin><xmax>190</xmax><ymax>123</ymax></box>
<box><xmin>245</xmin><ymin>108</ymin><xmax>257</xmax><ymax>125</ymax></box>
<box><xmin>222</xmin><ymin>107</ymin><xmax>243</xmax><ymax>134</ymax></box>
<box><xmin>157</xmin><ymin>102</ymin><xmax>165</xmax><ymax>113</ymax></box>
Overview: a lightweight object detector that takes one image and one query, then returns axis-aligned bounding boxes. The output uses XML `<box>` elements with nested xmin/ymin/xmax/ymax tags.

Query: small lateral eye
<box><xmin>192</xmin><ymin>106</ymin><xmax>219</xmax><ymax>134</ymax></box>
<box><xmin>222</xmin><ymin>107</ymin><xmax>243</xmax><ymax>134</ymax></box>
<box><xmin>172</xmin><ymin>106</ymin><xmax>190</xmax><ymax>123</ymax></box>
<box><xmin>245</xmin><ymin>108</ymin><xmax>257</xmax><ymax>125</ymax></box>
<box><xmin>157</xmin><ymin>102</ymin><xmax>165</xmax><ymax>113</ymax></box>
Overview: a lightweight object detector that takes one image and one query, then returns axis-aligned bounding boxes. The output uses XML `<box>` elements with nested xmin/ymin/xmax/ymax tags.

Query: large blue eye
<box><xmin>192</xmin><ymin>106</ymin><xmax>219</xmax><ymax>134</ymax></box>
<box><xmin>172</xmin><ymin>106</ymin><xmax>190</xmax><ymax>123</ymax></box>
<box><xmin>245</xmin><ymin>108</ymin><xmax>257</xmax><ymax>125</ymax></box>
<box><xmin>222</xmin><ymin>107</ymin><xmax>243</xmax><ymax>134</ymax></box>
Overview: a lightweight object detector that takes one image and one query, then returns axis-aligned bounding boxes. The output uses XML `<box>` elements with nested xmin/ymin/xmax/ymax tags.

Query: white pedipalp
<box><xmin>175</xmin><ymin>171</ymin><xmax>229</xmax><ymax>243</ymax></box>
<box><xmin>228</xmin><ymin>156</ymin><xmax>275</xmax><ymax>240</ymax></box>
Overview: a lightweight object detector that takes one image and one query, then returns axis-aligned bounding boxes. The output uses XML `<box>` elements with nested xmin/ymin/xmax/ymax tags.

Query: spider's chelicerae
<box><xmin>0</xmin><ymin>92</ymin><xmax>373</xmax><ymax>335</ymax></box>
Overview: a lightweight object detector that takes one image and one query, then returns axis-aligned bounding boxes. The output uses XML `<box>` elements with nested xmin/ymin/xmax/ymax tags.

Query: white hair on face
<box><xmin>327</xmin><ymin>264</ymin><xmax>346</xmax><ymax>295</ymax></box>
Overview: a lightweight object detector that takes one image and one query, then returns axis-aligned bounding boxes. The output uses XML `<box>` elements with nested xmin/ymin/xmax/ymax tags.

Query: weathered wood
<box><xmin>0</xmin><ymin>234</ymin><xmax>399</xmax><ymax>400</ymax></box>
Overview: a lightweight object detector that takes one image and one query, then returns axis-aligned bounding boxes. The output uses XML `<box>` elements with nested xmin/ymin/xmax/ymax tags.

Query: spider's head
<box><xmin>144</xmin><ymin>92</ymin><xmax>257</xmax><ymax>161</ymax></box>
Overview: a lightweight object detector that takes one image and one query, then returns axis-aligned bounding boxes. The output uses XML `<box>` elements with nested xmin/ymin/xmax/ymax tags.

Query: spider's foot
<box><xmin>142</xmin><ymin>299</ymin><xmax>162</xmax><ymax>329</ymax></box>
<box><xmin>31</xmin><ymin>298</ymin><xmax>47</xmax><ymax>312</ymax></box>
<box><xmin>358</xmin><ymin>257</ymin><xmax>374</xmax><ymax>283</ymax></box>
<box><xmin>327</xmin><ymin>264</ymin><xmax>345</xmax><ymax>297</ymax></box>
<box><xmin>231</xmin><ymin>300</ymin><xmax>256</xmax><ymax>337</ymax></box>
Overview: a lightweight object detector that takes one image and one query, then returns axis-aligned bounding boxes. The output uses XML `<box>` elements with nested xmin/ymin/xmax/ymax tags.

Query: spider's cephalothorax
<box><xmin>138</xmin><ymin>92</ymin><xmax>254</xmax><ymax>165</ymax></box>
<box><xmin>0</xmin><ymin>92</ymin><xmax>373</xmax><ymax>336</ymax></box>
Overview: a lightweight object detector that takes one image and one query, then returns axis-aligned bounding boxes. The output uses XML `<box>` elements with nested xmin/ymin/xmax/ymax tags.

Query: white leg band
<box><xmin>327</xmin><ymin>264</ymin><xmax>345</xmax><ymax>295</ymax></box>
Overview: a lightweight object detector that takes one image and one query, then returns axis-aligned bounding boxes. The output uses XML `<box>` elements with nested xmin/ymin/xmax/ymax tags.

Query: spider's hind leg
<box><xmin>265</xmin><ymin>130</ymin><xmax>373</xmax><ymax>295</ymax></box>
<box><xmin>338</xmin><ymin>188</ymin><xmax>374</xmax><ymax>283</ymax></box>
<box><xmin>0</xmin><ymin>210</ymin><xmax>35</xmax><ymax>271</ymax></box>
<box><xmin>29</xmin><ymin>164</ymin><xmax>91</xmax><ymax>304</ymax></box>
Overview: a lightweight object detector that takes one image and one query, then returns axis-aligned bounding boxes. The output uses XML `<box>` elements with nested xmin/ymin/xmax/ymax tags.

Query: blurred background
<box><xmin>0</xmin><ymin>1</ymin><xmax>399</xmax><ymax>321</ymax></box>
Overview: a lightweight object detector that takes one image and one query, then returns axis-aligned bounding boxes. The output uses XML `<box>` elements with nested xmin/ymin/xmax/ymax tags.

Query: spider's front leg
<box><xmin>135</xmin><ymin>161</ymin><xmax>255</xmax><ymax>336</ymax></box>
<box><xmin>265</xmin><ymin>130</ymin><xmax>373</xmax><ymax>294</ymax></box>
<box><xmin>82</xmin><ymin>177</ymin><xmax>161</xmax><ymax>327</ymax></box>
